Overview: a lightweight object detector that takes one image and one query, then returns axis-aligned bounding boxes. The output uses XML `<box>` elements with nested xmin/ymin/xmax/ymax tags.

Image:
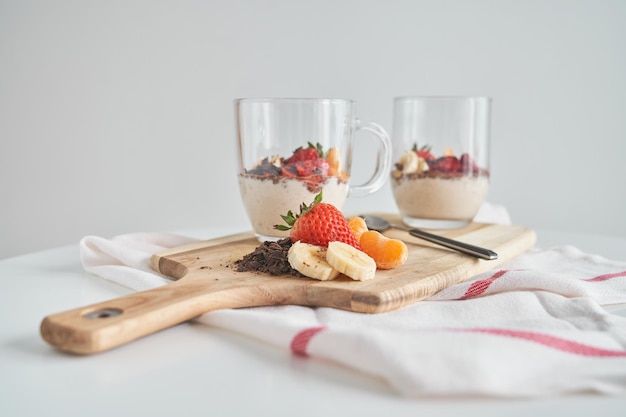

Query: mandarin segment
<box><xmin>326</xmin><ymin>147</ymin><xmax>350</xmax><ymax>180</ymax></box>
<box><xmin>326</xmin><ymin>147</ymin><xmax>341</xmax><ymax>176</ymax></box>
<box><xmin>359</xmin><ymin>230</ymin><xmax>408</xmax><ymax>270</ymax></box>
<box><xmin>347</xmin><ymin>216</ymin><xmax>369</xmax><ymax>242</ymax></box>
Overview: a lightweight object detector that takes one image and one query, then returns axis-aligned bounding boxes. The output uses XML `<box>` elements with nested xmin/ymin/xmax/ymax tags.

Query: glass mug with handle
<box><xmin>390</xmin><ymin>96</ymin><xmax>492</xmax><ymax>229</ymax></box>
<box><xmin>235</xmin><ymin>98</ymin><xmax>392</xmax><ymax>241</ymax></box>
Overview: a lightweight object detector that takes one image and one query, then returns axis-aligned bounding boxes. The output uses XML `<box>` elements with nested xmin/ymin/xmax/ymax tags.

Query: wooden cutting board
<box><xmin>40</xmin><ymin>216</ymin><xmax>536</xmax><ymax>355</ymax></box>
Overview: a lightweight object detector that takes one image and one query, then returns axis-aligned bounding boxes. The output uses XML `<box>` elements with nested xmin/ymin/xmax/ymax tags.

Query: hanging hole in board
<box><xmin>83</xmin><ymin>308</ymin><xmax>123</xmax><ymax>319</ymax></box>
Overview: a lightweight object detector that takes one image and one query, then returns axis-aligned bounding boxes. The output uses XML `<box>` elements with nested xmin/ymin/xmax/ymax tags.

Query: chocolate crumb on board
<box><xmin>235</xmin><ymin>238</ymin><xmax>303</xmax><ymax>277</ymax></box>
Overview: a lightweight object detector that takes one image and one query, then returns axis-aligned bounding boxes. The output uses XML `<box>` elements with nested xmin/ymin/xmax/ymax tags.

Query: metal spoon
<box><xmin>359</xmin><ymin>214</ymin><xmax>498</xmax><ymax>260</ymax></box>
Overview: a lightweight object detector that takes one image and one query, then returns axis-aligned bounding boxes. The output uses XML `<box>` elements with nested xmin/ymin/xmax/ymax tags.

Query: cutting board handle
<box><xmin>39</xmin><ymin>279</ymin><xmax>271</xmax><ymax>354</ymax></box>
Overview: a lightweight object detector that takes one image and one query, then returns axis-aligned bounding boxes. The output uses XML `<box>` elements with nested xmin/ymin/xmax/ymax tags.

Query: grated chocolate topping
<box><xmin>235</xmin><ymin>238</ymin><xmax>303</xmax><ymax>277</ymax></box>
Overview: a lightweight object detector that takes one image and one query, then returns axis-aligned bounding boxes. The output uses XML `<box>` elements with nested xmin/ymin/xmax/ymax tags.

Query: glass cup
<box><xmin>390</xmin><ymin>96</ymin><xmax>492</xmax><ymax>229</ymax></box>
<box><xmin>235</xmin><ymin>98</ymin><xmax>392</xmax><ymax>241</ymax></box>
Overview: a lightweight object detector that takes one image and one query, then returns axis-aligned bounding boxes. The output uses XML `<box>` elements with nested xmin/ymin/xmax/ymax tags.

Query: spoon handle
<box><xmin>407</xmin><ymin>228</ymin><xmax>498</xmax><ymax>260</ymax></box>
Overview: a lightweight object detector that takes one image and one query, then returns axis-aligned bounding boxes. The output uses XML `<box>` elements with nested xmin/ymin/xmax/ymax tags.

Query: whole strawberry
<box><xmin>275</xmin><ymin>192</ymin><xmax>361</xmax><ymax>250</ymax></box>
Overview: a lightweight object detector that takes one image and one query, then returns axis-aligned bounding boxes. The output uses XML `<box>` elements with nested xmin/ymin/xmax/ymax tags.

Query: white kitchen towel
<box><xmin>79</xmin><ymin>229</ymin><xmax>626</xmax><ymax>398</ymax></box>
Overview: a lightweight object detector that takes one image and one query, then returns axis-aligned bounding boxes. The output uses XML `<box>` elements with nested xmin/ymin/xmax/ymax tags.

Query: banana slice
<box><xmin>398</xmin><ymin>151</ymin><xmax>419</xmax><ymax>174</ymax></box>
<box><xmin>417</xmin><ymin>156</ymin><xmax>429</xmax><ymax>173</ymax></box>
<box><xmin>326</xmin><ymin>241</ymin><xmax>377</xmax><ymax>281</ymax></box>
<box><xmin>288</xmin><ymin>241</ymin><xmax>340</xmax><ymax>281</ymax></box>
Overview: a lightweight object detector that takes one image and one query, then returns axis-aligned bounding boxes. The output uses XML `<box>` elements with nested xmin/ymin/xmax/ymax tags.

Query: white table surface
<box><xmin>1</xmin><ymin>225</ymin><xmax>625</xmax><ymax>417</ymax></box>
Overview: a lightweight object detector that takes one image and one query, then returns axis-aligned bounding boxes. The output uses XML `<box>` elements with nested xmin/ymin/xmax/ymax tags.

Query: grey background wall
<box><xmin>1</xmin><ymin>0</ymin><xmax>625</xmax><ymax>259</ymax></box>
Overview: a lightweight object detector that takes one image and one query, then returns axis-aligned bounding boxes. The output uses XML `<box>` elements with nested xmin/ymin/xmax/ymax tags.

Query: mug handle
<box><xmin>348</xmin><ymin>120</ymin><xmax>392</xmax><ymax>197</ymax></box>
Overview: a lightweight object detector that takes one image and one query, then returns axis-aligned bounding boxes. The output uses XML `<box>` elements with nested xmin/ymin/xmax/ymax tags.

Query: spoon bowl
<box><xmin>359</xmin><ymin>215</ymin><xmax>498</xmax><ymax>260</ymax></box>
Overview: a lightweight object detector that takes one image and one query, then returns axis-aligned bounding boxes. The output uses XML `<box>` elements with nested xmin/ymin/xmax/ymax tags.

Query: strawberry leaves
<box><xmin>275</xmin><ymin>192</ymin><xmax>323</xmax><ymax>231</ymax></box>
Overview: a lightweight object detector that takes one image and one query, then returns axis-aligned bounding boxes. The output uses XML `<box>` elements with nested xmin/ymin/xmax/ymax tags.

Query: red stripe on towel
<box><xmin>584</xmin><ymin>270</ymin><xmax>626</xmax><ymax>282</ymax></box>
<box><xmin>460</xmin><ymin>328</ymin><xmax>626</xmax><ymax>357</ymax></box>
<box><xmin>459</xmin><ymin>270</ymin><xmax>508</xmax><ymax>300</ymax></box>
<box><xmin>290</xmin><ymin>326</ymin><xmax>327</xmax><ymax>356</ymax></box>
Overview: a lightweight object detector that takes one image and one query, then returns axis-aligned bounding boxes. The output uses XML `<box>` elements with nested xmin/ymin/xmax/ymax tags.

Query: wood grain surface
<box><xmin>40</xmin><ymin>216</ymin><xmax>536</xmax><ymax>354</ymax></box>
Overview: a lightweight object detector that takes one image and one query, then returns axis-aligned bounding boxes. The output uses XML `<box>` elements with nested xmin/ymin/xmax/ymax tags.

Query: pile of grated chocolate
<box><xmin>235</xmin><ymin>238</ymin><xmax>303</xmax><ymax>277</ymax></box>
